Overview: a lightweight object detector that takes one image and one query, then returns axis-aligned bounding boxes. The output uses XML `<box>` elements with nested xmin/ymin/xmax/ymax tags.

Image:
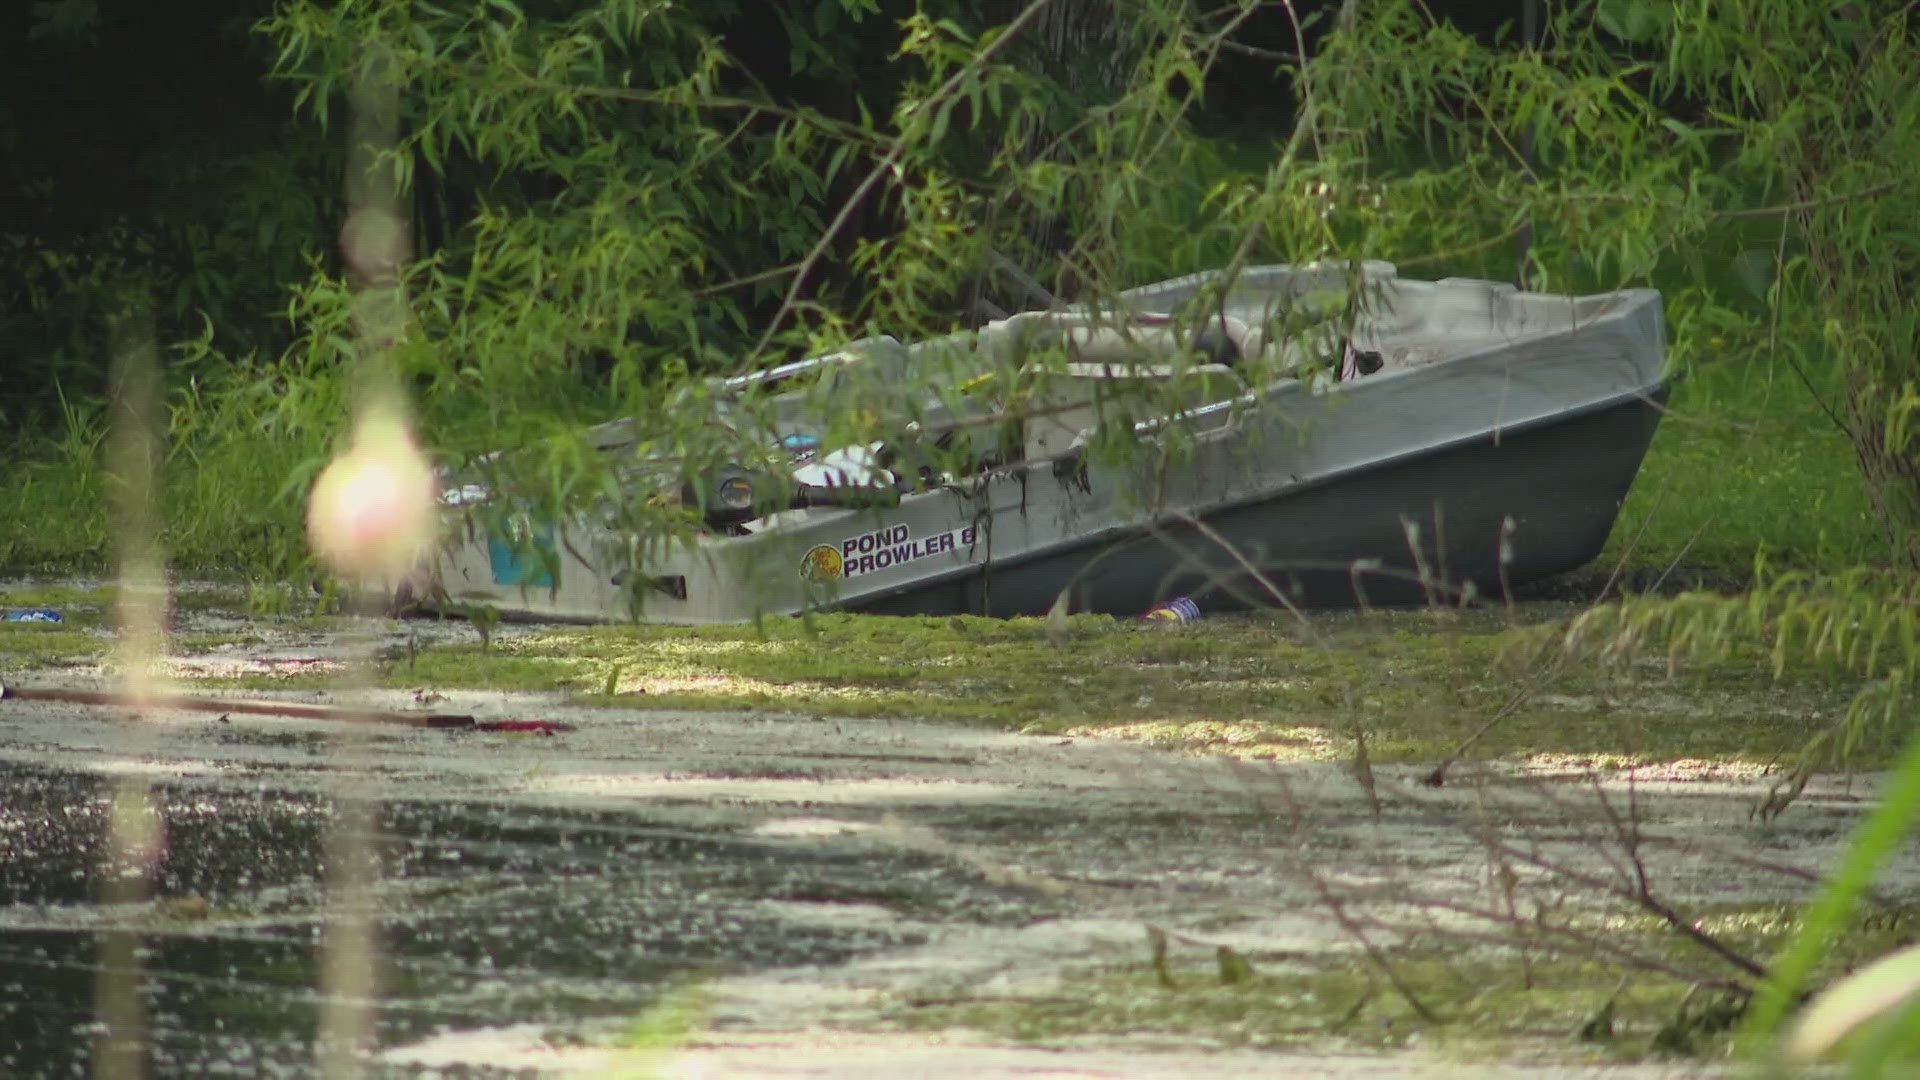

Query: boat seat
<box><xmin>1020</xmin><ymin>361</ymin><xmax>1244</xmax><ymax>461</ymax></box>
<box><xmin>974</xmin><ymin>311</ymin><xmax>1254</xmax><ymax>461</ymax></box>
<box><xmin>978</xmin><ymin>310</ymin><xmax>1254</xmax><ymax>367</ymax></box>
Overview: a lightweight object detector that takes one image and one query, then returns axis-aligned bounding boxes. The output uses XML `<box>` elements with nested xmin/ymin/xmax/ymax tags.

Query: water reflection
<box><xmin>0</xmin><ymin>763</ymin><xmax>1021</xmax><ymax>1076</ymax></box>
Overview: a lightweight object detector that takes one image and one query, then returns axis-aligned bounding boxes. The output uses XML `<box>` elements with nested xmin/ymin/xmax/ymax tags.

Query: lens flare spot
<box><xmin>307</xmin><ymin>410</ymin><xmax>435</xmax><ymax>582</ymax></box>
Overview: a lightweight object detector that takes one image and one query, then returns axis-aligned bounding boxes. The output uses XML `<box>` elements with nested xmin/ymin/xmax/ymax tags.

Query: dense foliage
<box><xmin>9</xmin><ymin>1</ymin><xmax>1919</xmax><ymax>563</ymax></box>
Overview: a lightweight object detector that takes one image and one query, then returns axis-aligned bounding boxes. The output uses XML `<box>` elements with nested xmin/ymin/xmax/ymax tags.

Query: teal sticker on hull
<box><xmin>489</xmin><ymin>523</ymin><xmax>557</xmax><ymax>588</ymax></box>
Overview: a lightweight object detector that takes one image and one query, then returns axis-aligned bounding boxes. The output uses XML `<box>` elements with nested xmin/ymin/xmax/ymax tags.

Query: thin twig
<box><xmin>1716</xmin><ymin>179</ymin><xmax>1901</xmax><ymax>219</ymax></box>
<box><xmin>1463</xmin><ymin>792</ymin><xmax>1771</xmax><ymax>981</ymax></box>
<box><xmin>749</xmin><ymin>0</ymin><xmax>1061</xmax><ymax>363</ymax></box>
<box><xmin>1761</xmin><ymin>208</ymin><xmax>1848</xmax><ymax>435</ymax></box>
<box><xmin>1168</xmin><ymin>509</ymin><xmax>1321</xmax><ymax>643</ymax></box>
<box><xmin>1297</xmin><ymin>836</ymin><xmax>1446</xmax><ymax>1022</ymax></box>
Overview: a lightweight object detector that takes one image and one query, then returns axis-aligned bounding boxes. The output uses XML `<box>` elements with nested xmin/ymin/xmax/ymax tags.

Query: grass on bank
<box><xmin>3</xmin><ymin>591</ymin><xmax>1875</xmax><ymax>773</ymax></box>
<box><xmin>0</xmin><ymin>374</ymin><xmax>327</xmax><ymax>577</ymax></box>
<box><xmin>399</xmin><ymin>607</ymin><xmax>1873</xmax><ymax>768</ymax></box>
<box><xmin>1604</xmin><ymin>353</ymin><xmax>1880</xmax><ymax>579</ymax></box>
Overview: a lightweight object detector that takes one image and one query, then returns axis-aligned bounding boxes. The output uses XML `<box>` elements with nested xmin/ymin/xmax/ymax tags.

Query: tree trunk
<box><xmin>1843</xmin><ymin>367</ymin><xmax>1920</xmax><ymax>569</ymax></box>
<box><xmin>1764</xmin><ymin>8</ymin><xmax>1920</xmax><ymax>567</ymax></box>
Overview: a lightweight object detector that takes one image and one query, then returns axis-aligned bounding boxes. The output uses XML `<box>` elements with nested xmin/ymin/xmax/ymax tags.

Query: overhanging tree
<box><xmin>1307</xmin><ymin>0</ymin><xmax>1920</xmax><ymax>567</ymax></box>
<box><xmin>248</xmin><ymin>0</ymin><xmax>1920</xmax><ymax>578</ymax></box>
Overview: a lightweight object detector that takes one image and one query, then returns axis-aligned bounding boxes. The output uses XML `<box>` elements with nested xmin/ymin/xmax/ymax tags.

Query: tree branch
<box><xmin>747</xmin><ymin>0</ymin><xmax>1062</xmax><ymax>363</ymax></box>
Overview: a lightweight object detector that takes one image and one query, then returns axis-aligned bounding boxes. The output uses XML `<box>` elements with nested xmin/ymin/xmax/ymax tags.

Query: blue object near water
<box><xmin>1143</xmin><ymin>596</ymin><xmax>1201</xmax><ymax>623</ymax></box>
<box><xmin>779</xmin><ymin>432</ymin><xmax>821</xmax><ymax>457</ymax></box>
<box><xmin>3</xmin><ymin>608</ymin><xmax>64</xmax><ymax>623</ymax></box>
<box><xmin>488</xmin><ymin>524</ymin><xmax>557</xmax><ymax>588</ymax></box>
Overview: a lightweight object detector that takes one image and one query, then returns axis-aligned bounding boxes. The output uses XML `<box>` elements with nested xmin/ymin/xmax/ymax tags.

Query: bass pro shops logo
<box><xmin>799</xmin><ymin>544</ymin><xmax>844</xmax><ymax>582</ymax></box>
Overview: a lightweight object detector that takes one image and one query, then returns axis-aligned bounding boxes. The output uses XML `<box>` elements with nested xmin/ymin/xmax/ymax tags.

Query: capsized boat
<box><xmin>418</xmin><ymin>260</ymin><xmax>1667</xmax><ymax>622</ymax></box>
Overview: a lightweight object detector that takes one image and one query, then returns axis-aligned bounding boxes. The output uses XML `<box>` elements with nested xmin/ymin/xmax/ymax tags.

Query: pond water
<box><xmin>0</xmin><ymin>764</ymin><xmax>1026</xmax><ymax>1077</ymax></box>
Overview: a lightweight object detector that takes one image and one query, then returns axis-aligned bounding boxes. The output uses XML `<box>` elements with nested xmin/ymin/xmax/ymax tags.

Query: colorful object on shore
<box><xmin>478</xmin><ymin>719</ymin><xmax>575</xmax><ymax>735</ymax></box>
<box><xmin>1144</xmin><ymin>596</ymin><xmax>1202</xmax><ymax>623</ymax></box>
<box><xmin>2</xmin><ymin>608</ymin><xmax>63</xmax><ymax>623</ymax></box>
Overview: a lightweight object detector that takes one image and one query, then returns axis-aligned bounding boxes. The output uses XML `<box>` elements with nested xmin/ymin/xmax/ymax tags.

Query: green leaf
<box><xmin>1732</xmin><ymin>247</ymin><xmax>1774</xmax><ymax>302</ymax></box>
<box><xmin>1744</xmin><ymin>731</ymin><xmax>1920</xmax><ymax>1049</ymax></box>
<box><xmin>28</xmin><ymin>0</ymin><xmax>99</xmax><ymax>45</ymax></box>
<box><xmin>1595</xmin><ymin>0</ymin><xmax>1668</xmax><ymax>45</ymax></box>
<box><xmin>1216</xmin><ymin>946</ymin><xmax>1255</xmax><ymax>985</ymax></box>
<box><xmin>1786</xmin><ymin>943</ymin><xmax>1920</xmax><ymax>1061</ymax></box>
<box><xmin>929</xmin><ymin>99</ymin><xmax>955</xmax><ymax>147</ymax></box>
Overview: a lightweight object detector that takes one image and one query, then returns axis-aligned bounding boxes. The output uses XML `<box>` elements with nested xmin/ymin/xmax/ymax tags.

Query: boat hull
<box><xmin>854</xmin><ymin>387</ymin><xmax>1665</xmax><ymax>617</ymax></box>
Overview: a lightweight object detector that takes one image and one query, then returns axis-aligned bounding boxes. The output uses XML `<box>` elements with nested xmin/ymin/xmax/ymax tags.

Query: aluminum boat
<box><xmin>418</xmin><ymin>260</ymin><xmax>1668</xmax><ymax>622</ymax></box>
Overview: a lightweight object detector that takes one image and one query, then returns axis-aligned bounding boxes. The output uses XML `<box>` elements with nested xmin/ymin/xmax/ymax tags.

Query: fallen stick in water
<box><xmin>0</xmin><ymin>682</ymin><xmax>573</xmax><ymax>733</ymax></box>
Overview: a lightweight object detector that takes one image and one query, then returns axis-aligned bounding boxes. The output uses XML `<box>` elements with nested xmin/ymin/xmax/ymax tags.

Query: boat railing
<box><xmin>715</xmin><ymin>335</ymin><xmax>907</xmax><ymax>394</ymax></box>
